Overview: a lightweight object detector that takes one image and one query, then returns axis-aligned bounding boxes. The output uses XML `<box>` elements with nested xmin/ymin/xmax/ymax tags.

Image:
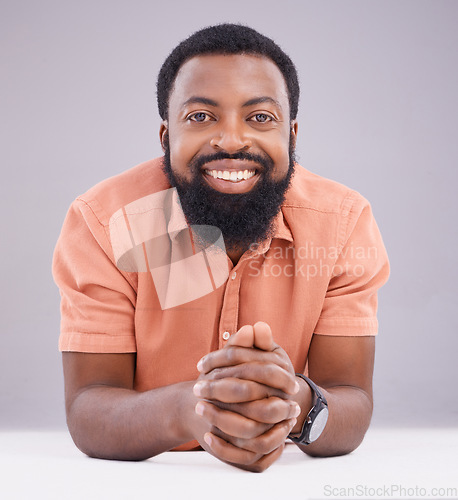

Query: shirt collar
<box><xmin>165</xmin><ymin>189</ymin><xmax>189</xmax><ymax>238</ymax></box>
<box><xmin>244</xmin><ymin>208</ymin><xmax>293</xmax><ymax>258</ymax></box>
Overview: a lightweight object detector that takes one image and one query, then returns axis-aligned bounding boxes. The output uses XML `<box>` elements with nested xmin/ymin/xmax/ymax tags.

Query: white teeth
<box><xmin>205</xmin><ymin>169</ymin><xmax>256</xmax><ymax>182</ymax></box>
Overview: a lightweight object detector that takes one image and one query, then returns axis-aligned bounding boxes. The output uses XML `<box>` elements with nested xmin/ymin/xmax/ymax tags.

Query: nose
<box><xmin>210</xmin><ymin>117</ymin><xmax>252</xmax><ymax>153</ymax></box>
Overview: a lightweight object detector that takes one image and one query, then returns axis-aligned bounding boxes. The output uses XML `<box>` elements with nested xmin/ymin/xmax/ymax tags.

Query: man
<box><xmin>53</xmin><ymin>23</ymin><xmax>389</xmax><ymax>473</ymax></box>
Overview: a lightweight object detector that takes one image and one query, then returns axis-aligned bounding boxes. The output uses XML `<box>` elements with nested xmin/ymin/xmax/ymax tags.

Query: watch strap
<box><xmin>288</xmin><ymin>373</ymin><xmax>328</xmax><ymax>445</ymax></box>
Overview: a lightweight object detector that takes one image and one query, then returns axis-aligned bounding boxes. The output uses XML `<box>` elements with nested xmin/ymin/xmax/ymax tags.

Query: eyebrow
<box><xmin>182</xmin><ymin>96</ymin><xmax>218</xmax><ymax>108</ymax></box>
<box><xmin>242</xmin><ymin>96</ymin><xmax>283</xmax><ymax>110</ymax></box>
<box><xmin>181</xmin><ymin>96</ymin><xmax>283</xmax><ymax>110</ymax></box>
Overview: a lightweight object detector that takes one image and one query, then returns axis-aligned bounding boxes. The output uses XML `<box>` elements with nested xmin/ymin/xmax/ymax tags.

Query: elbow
<box><xmin>300</xmin><ymin>431</ymin><xmax>367</xmax><ymax>458</ymax></box>
<box><xmin>68</xmin><ymin>425</ymin><xmax>152</xmax><ymax>462</ymax></box>
<box><xmin>66</xmin><ymin>413</ymin><xmax>160</xmax><ymax>462</ymax></box>
<box><xmin>298</xmin><ymin>403</ymin><xmax>373</xmax><ymax>458</ymax></box>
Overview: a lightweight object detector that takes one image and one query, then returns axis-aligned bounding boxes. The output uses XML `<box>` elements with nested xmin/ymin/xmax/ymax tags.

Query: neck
<box><xmin>226</xmin><ymin>246</ymin><xmax>247</xmax><ymax>266</ymax></box>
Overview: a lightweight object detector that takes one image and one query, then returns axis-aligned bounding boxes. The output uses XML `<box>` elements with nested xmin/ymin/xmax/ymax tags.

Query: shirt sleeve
<box><xmin>314</xmin><ymin>193</ymin><xmax>390</xmax><ymax>336</ymax></box>
<box><xmin>52</xmin><ymin>198</ymin><xmax>137</xmax><ymax>352</ymax></box>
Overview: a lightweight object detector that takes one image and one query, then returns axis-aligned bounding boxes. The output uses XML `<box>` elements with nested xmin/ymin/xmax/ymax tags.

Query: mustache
<box><xmin>189</xmin><ymin>150</ymin><xmax>274</xmax><ymax>173</ymax></box>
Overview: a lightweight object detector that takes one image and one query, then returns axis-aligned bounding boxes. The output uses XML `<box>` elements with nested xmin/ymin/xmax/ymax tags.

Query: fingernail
<box><xmin>293</xmin><ymin>404</ymin><xmax>301</xmax><ymax>418</ymax></box>
<box><xmin>193</xmin><ymin>382</ymin><xmax>204</xmax><ymax>397</ymax></box>
<box><xmin>291</xmin><ymin>418</ymin><xmax>297</xmax><ymax>427</ymax></box>
<box><xmin>204</xmin><ymin>433</ymin><xmax>212</xmax><ymax>446</ymax></box>
<box><xmin>195</xmin><ymin>402</ymin><xmax>204</xmax><ymax>416</ymax></box>
<box><xmin>197</xmin><ymin>358</ymin><xmax>204</xmax><ymax>372</ymax></box>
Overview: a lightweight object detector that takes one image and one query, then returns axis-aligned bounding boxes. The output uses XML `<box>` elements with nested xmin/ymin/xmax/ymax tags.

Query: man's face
<box><xmin>160</xmin><ymin>53</ymin><xmax>298</xmax><ymax>251</ymax></box>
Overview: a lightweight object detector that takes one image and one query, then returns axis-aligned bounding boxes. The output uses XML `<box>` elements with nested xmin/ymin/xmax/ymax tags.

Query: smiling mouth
<box><xmin>204</xmin><ymin>169</ymin><xmax>257</xmax><ymax>183</ymax></box>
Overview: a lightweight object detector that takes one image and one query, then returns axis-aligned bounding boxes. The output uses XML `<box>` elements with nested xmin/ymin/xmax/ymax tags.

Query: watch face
<box><xmin>309</xmin><ymin>407</ymin><xmax>329</xmax><ymax>442</ymax></box>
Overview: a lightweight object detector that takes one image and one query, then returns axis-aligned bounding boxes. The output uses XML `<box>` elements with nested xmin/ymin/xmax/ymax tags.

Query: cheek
<box><xmin>269</xmin><ymin>141</ymin><xmax>292</xmax><ymax>180</ymax></box>
<box><xmin>169</xmin><ymin>126</ymin><xmax>206</xmax><ymax>161</ymax></box>
<box><xmin>168</xmin><ymin>131</ymin><xmax>192</xmax><ymax>174</ymax></box>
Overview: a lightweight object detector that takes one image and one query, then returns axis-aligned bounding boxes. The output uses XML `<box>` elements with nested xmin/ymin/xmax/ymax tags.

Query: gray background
<box><xmin>1</xmin><ymin>0</ymin><xmax>457</xmax><ymax>429</ymax></box>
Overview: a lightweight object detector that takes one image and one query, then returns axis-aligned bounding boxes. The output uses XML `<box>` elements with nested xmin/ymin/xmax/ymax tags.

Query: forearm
<box><xmin>67</xmin><ymin>380</ymin><xmax>201</xmax><ymax>460</ymax></box>
<box><xmin>294</xmin><ymin>384</ymin><xmax>373</xmax><ymax>457</ymax></box>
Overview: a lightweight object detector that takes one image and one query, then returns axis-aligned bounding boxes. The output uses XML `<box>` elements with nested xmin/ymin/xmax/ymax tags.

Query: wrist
<box><xmin>175</xmin><ymin>380</ymin><xmax>202</xmax><ymax>443</ymax></box>
<box><xmin>290</xmin><ymin>374</ymin><xmax>313</xmax><ymax>434</ymax></box>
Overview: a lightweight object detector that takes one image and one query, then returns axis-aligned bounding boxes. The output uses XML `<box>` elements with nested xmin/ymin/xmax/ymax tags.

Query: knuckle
<box><xmin>205</xmin><ymin>381</ymin><xmax>215</xmax><ymax>398</ymax></box>
<box><xmin>258</xmin><ymin>401</ymin><xmax>282</xmax><ymax>423</ymax></box>
<box><xmin>225</xmin><ymin>347</ymin><xmax>237</xmax><ymax>364</ymax></box>
<box><xmin>207</xmin><ymin>367</ymin><xmax>224</xmax><ymax>380</ymax></box>
<box><xmin>230</xmin><ymin>449</ymin><xmax>259</xmax><ymax>466</ymax></box>
<box><xmin>255</xmin><ymin>437</ymin><xmax>275</xmax><ymax>455</ymax></box>
<box><xmin>248</xmin><ymin>462</ymin><xmax>267</xmax><ymax>473</ymax></box>
<box><xmin>258</xmin><ymin>405</ymin><xmax>275</xmax><ymax>422</ymax></box>
<box><xmin>245</xmin><ymin>419</ymin><xmax>262</xmax><ymax>439</ymax></box>
<box><xmin>232</xmin><ymin>380</ymin><xmax>250</xmax><ymax>400</ymax></box>
<box><xmin>264</xmin><ymin>364</ymin><xmax>277</xmax><ymax>379</ymax></box>
<box><xmin>273</xmin><ymin>352</ymin><xmax>290</xmax><ymax>370</ymax></box>
<box><xmin>244</xmin><ymin>452</ymin><xmax>263</xmax><ymax>466</ymax></box>
<box><xmin>247</xmin><ymin>434</ymin><xmax>267</xmax><ymax>455</ymax></box>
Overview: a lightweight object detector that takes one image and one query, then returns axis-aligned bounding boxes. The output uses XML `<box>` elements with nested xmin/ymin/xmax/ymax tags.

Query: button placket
<box><xmin>218</xmin><ymin>259</ymin><xmax>246</xmax><ymax>347</ymax></box>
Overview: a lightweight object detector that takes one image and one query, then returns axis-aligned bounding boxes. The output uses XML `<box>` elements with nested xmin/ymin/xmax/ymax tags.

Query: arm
<box><xmin>62</xmin><ymin>348</ymin><xmax>295</xmax><ymax>466</ymax></box>
<box><xmin>62</xmin><ymin>352</ymin><xmax>208</xmax><ymax>460</ymax></box>
<box><xmin>296</xmin><ymin>334</ymin><xmax>375</xmax><ymax>457</ymax></box>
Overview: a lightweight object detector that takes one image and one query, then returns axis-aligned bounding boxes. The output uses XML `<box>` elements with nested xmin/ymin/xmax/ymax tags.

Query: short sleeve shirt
<box><xmin>53</xmin><ymin>158</ymin><xmax>389</xmax><ymax>448</ymax></box>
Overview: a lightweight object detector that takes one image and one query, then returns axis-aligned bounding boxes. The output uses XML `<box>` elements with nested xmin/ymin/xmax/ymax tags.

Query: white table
<box><xmin>1</xmin><ymin>428</ymin><xmax>457</xmax><ymax>500</ymax></box>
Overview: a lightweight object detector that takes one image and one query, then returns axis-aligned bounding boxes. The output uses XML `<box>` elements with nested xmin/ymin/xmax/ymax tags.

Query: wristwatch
<box><xmin>288</xmin><ymin>374</ymin><xmax>328</xmax><ymax>445</ymax></box>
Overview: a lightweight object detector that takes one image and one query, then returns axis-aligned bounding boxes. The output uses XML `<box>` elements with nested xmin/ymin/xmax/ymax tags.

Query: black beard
<box><xmin>161</xmin><ymin>136</ymin><xmax>296</xmax><ymax>253</ymax></box>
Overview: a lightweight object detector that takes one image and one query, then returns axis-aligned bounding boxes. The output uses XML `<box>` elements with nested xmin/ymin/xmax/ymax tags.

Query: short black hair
<box><xmin>156</xmin><ymin>23</ymin><xmax>299</xmax><ymax>121</ymax></box>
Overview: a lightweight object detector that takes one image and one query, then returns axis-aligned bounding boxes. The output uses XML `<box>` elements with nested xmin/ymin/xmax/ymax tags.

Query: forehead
<box><xmin>169</xmin><ymin>54</ymin><xmax>289</xmax><ymax>112</ymax></box>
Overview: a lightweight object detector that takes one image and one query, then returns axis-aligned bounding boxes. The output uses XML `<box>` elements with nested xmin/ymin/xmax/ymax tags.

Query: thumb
<box><xmin>253</xmin><ymin>322</ymin><xmax>275</xmax><ymax>351</ymax></box>
<box><xmin>225</xmin><ymin>324</ymin><xmax>254</xmax><ymax>347</ymax></box>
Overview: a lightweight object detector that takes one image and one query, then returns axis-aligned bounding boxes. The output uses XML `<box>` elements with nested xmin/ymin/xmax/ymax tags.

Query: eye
<box><xmin>249</xmin><ymin>113</ymin><xmax>273</xmax><ymax>123</ymax></box>
<box><xmin>188</xmin><ymin>112</ymin><xmax>212</xmax><ymax>122</ymax></box>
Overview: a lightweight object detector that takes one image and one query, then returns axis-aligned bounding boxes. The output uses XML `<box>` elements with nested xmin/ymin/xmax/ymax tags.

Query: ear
<box><xmin>159</xmin><ymin>121</ymin><xmax>168</xmax><ymax>153</ymax></box>
<box><xmin>290</xmin><ymin>119</ymin><xmax>298</xmax><ymax>150</ymax></box>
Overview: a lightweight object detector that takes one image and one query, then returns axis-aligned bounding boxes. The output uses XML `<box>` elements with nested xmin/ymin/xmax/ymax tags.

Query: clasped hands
<box><xmin>192</xmin><ymin>322</ymin><xmax>302</xmax><ymax>472</ymax></box>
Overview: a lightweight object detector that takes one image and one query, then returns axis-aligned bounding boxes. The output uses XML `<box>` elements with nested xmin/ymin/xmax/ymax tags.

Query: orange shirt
<box><xmin>53</xmin><ymin>157</ymin><xmax>389</xmax><ymax>449</ymax></box>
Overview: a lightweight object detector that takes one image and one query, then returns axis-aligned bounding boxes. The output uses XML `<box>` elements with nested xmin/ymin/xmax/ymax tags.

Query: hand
<box><xmin>193</xmin><ymin>322</ymin><xmax>300</xmax><ymax>472</ymax></box>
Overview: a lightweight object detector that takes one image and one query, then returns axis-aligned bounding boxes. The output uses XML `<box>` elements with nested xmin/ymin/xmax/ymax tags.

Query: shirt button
<box><xmin>231</xmin><ymin>272</ymin><xmax>236</xmax><ymax>280</ymax></box>
<box><xmin>222</xmin><ymin>331</ymin><xmax>230</xmax><ymax>341</ymax></box>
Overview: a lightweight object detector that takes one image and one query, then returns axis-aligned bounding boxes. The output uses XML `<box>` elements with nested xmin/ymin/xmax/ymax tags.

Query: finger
<box><xmin>212</xmin><ymin>397</ymin><xmax>301</xmax><ymax>424</ymax></box>
<box><xmin>236</xmin><ymin>443</ymin><xmax>285</xmax><ymax>473</ymax></box>
<box><xmin>193</xmin><ymin>378</ymin><xmax>286</xmax><ymax>402</ymax></box>
<box><xmin>204</xmin><ymin>362</ymin><xmax>299</xmax><ymax>395</ymax></box>
<box><xmin>253</xmin><ymin>321</ymin><xmax>275</xmax><ymax>351</ymax></box>
<box><xmin>195</xmin><ymin>401</ymin><xmax>271</xmax><ymax>439</ymax></box>
<box><xmin>225</xmin><ymin>324</ymin><xmax>254</xmax><ymax>348</ymax></box>
<box><xmin>197</xmin><ymin>346</ymin><xmax>291</xmax><ymax>374</ymax></box>
<box><xmin>229</xmin><ymin>418</ymin><xmax>297</xmax><ymax>455</ymax></box>
<box><xmin>203</xmin><ymin>432</ymin><xmax>261</xmax><ymax>466</ymax></box>
<box><xmin>207</xmin><ymin>428</ymin><xmax>287</xmax><ymax>472</ymax></box>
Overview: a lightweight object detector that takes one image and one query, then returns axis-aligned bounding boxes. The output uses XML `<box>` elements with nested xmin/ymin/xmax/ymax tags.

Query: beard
<box><xmin>161</xmin><ymin>134</ymin><xmax>296</xmax><ymax>253</ymax></box>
